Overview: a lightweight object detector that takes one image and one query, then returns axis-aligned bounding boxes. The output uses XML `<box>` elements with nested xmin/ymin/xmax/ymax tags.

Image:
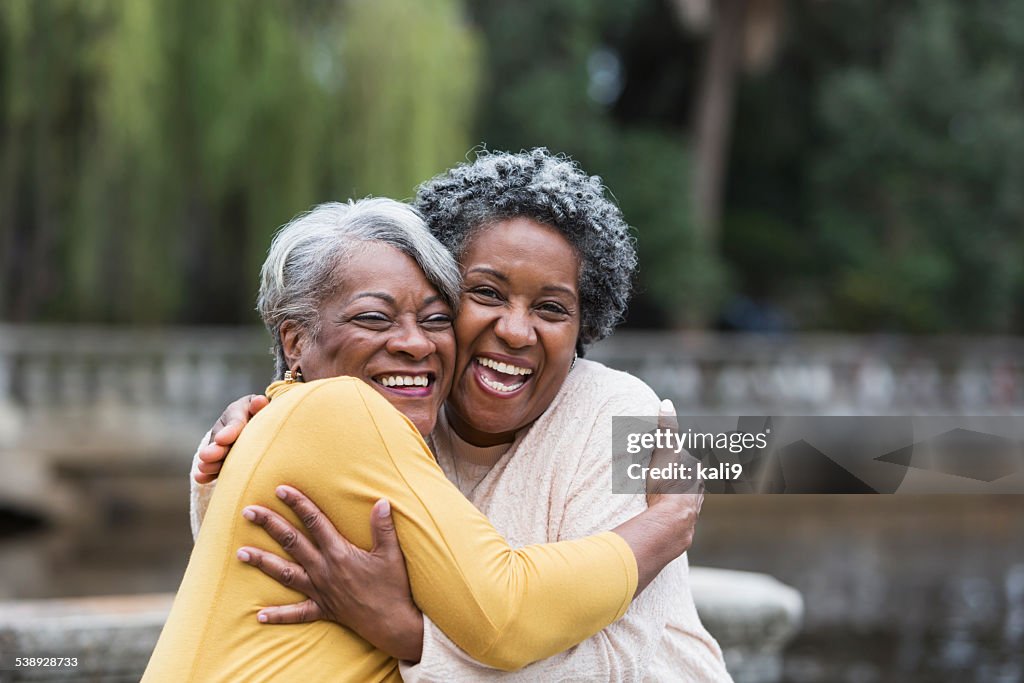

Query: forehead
<box><xmin>332</xmin><ymin>241</ymin><xmax>439</xmax><ymax>302</ymax></box>
<box><xmin>463</xmin><ymin>218</ymin><xmax>579</xmax><ymax>286</ymax></box>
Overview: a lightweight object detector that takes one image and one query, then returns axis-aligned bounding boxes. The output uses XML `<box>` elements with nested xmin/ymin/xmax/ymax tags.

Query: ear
<box><xmin>280</xmin><ymin>320</ymin><xmax>306</xmax><ymax>371</ymax></box>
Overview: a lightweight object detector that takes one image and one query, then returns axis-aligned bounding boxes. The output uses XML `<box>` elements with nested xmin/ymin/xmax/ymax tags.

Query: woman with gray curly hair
<box><xmin>157</xmin><ymin>196</ymin><xmax>709</xmax><ymax>682</ymax></box>
<box><xmin>194</xmin><ymin>151</ymin><xmax>730</xmax><ymax>681</ymax></box>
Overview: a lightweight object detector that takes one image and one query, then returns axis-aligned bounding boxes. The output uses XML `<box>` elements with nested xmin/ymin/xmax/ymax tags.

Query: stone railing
<box><xmin>0</xmin><ymin>324</ymin><xmax>271</xmax><ymax>456</ymax></box>
<box><xmin>4</xmin><ymin>324</ymin><xmax>1024</xmax><ymax>516</ymax></box>
<box><xmin>591</xmin><ymin>331</ymin><xmax>1024</xmax><ymax>415</ymax></box>
<box><xmin>0</xmin><ymin>325</ymin><xmax>271</xmax><ymax>521</ymax></box>
<box><xmin>5</xmin><ymin>326</ymin><xmax>1024</xmax><ymax>434</ymax></box>
<box><xmin>0</xmin><ymin>568</ymin><xmax>802</xmax><ymax>683</ymax></box>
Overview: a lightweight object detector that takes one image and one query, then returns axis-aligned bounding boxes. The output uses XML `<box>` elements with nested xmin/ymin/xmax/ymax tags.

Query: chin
<box><xmin>405</xmin><ymin>410</ymin><xmax>436</xmax><ymax>436</ymax></box>
<box><xmin>473</xmin><ymin>411</ymin><xmax>523</xmax><ymax>436</ymax></box>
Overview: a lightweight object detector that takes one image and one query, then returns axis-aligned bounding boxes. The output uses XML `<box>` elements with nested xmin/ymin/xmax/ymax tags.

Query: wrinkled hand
<box><xmin>193</xmin><ymin>394</ymin><xmax>269</xmax><ymax>484</ymax></box>
<box><xmin>237</xmin><ymin>485</ymin><xmax>424</xmax><ymax>662</ymax></box>
<box><xmin>645</xmin><ymin>399</ymin><xmax>704</xmax><ymax>551</ymax></box>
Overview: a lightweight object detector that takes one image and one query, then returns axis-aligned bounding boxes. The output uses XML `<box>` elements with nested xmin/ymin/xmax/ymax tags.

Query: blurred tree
<box><xmin>813</xmin><ymin>0</ymin><xmax>1024</xmax><ymax>331</ymax></box>
<box><xmin>0</xmin><ymin>0</ymin><xmax>480</xmax><ymax>324</ymax></box>
<box><xmin>5</xmin><ymin>0</ymin><xmax>1023</xmax><ymax>333</ymax></box>
<box><xmin>338</xmin><ymin>0</ymin><xmax>481</xmax><ymax>200</ymax></box>
<box><xmin>725</xmin><ymin>0</ymin><xmax>1024</xmax><ymax>332</ymax></box>
<box><xmin>468</xmin><ymin>0</ymin><xmax>725</xmax><ymax>326</ymax></box>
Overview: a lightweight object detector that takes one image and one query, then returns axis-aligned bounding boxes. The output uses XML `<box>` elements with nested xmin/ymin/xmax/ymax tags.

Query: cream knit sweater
<box><xmin>191</xmin><ymin>359</ymin><xmax>730</xmax><ymax>682</ymax></box>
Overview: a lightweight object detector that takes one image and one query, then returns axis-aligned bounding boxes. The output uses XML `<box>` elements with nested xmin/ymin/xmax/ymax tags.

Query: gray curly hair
<box><xmin>413</xmin><ymin>148</ymin><xmax>637</xmax><ymax>354</ymax></box>
<box><xmin>257</xmin><ymin>198</ymin><xmax>461</xmax><ymax>379</ymax></box>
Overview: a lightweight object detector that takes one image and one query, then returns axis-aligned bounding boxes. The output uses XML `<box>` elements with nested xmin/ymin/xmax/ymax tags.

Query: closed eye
<box><xmin>353</xmin><ymin>312</ymin><xmax>391</xmax><ymax>325</ymax></box>
<box><xmin>422</xmin><ymin>312</ymin><xmax>453</xmax><ymax>329</ymax></box>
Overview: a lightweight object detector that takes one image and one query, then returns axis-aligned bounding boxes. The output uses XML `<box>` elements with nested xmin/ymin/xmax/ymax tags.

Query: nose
<box><xmin>493</xmin><ymin>306</ymin><xmax>537</xmax><ymax>349</ymax></box>
<box><xmin>385</xmin><ymin>320</ymin><xmax>436</xmax><ymax>361</ymax></box>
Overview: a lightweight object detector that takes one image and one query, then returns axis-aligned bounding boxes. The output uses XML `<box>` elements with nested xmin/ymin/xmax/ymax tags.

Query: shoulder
<box><xmin>561</xmin><ymin>359</ymin><xmax>660</xmax><ymax>415</ymax></box>
<box><xmin>266</xmin><ymin>376</ymin><xmax>399</xmax><ymax>425</ymax></box>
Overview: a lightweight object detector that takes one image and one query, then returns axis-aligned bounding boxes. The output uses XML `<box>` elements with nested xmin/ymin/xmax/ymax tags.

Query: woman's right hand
<box><xmin>193</xmin><ymin>394</ymin><xmax>269</xmax><ymax>484</ymax></box>
<box><xmin>645</xmin><ymin>399</ymin><xmax>705</xmax><ymax>510</ymax></box>
<box><xmin>612</xmin><ymin>399</ymin><xmax>704</xmax><ymax>595</ymax></box>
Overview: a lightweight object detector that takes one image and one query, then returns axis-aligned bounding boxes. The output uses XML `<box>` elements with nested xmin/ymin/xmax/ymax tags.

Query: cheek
<box><xmin>327</xmin><ymin>333</ymin><xmax>379</xmax><ymax>374</ymax></box>
<box><xmin>433</xmin><ymin>333</ymin><xmax>457</xmax><ymax>369</ymax></box>
<box><xmin>453</xmin><ymin>303</ymin><xmax>490</xmax><ymax>345</ymax></box>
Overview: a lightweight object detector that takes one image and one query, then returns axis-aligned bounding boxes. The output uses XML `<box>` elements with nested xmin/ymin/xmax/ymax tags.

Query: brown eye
<box><xmin>468</xmin><ymin>286</ymin><xmax>503</xmax><ymax>304</ymax></box>
<box><xmin>473</xmin><ymin>287</ymin><xmax>500</xmax><ymax>299</ymax></box>
<box><xmin>539</xmin><ymin>302</ymin><xmax>569</xmax><ymax>316</ymax></box>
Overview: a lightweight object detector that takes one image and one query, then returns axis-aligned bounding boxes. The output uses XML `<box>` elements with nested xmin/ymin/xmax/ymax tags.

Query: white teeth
<box><xmin>477</xmin><ymin>357</ymin><xmax>533</xmax><ymax>377</ymax></box>
<box><xmin>377</xmin><ymin>375</ymin><xmax>430</xmax><ymax>388</ymax></box>
<box><xmin>480</xmin><ymin>376</ymin><xmax>525</xmax><ymax>393</ymax></box>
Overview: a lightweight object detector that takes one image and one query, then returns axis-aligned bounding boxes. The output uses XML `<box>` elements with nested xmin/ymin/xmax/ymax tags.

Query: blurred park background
<box><xmin>1</xmin><ymin>1</ymin><xmax>1023</xmax><ymax>682</ymax></box>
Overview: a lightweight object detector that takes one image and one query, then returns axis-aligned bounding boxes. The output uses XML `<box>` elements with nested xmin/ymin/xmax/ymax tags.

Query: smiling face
<box><xmin>446</xmin><ymin>218</ymin><xmax>581</xmax><ymax>446</ymax></box>
<box><xmin>282</xmin><ymin>241</ymin><xmax>455</xmax><ymax>435</ymax></box>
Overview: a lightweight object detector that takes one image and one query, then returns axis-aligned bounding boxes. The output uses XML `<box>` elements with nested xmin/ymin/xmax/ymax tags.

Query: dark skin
<box><xmin>238</xmin><ymin>490</ymin><xmax>424</xmax><ymax>661</ymax></box>
<box><xmin>199</xmin><ymin>223</ymin><xmax>704</xmax><ymax>660</ymax></box>
<box><xmin>227</xmin><ymin>402</ymin><xmax>702</xmax><ymax>661</ymax></box>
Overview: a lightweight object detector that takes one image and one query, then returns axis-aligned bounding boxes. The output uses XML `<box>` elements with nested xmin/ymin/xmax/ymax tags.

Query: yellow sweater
<box><xmin>144</xmin><ymin>377</ymin><xmax>637</xmax><ymax>682</ymax></box>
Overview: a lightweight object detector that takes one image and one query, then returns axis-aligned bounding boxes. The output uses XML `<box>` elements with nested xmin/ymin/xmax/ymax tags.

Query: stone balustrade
<box><xmin>2</xmin><ymin>324</ymin><xmax>1024</xmax><ymax>520</ymax></box>
<box><xmin>4</xmin><ymin>326</ymin><xmax>1024</xmax><ymax>429</ymax></box>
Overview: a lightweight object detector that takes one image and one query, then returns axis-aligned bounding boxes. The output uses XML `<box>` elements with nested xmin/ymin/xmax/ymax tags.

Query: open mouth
<box><xmin>473</xmin><ymin>356</ymin><xmax>534</xmax><ymax>395</ymax></box>
<box><xmin>372</xmin><ymin>372</ymin><xmax>436</xmax><ymax>397</ymax></box>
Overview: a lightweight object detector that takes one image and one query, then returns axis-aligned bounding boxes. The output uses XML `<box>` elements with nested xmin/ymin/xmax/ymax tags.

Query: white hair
<box><xmin>257</xmin><ymin>198</ymin><xmax>461</xmax><ymax>379</ymax></box>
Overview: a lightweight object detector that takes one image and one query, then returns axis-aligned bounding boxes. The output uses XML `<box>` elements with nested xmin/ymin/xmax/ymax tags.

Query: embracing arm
<box><xmin>404</xmin><ymin>387</ymin><xmax>694</xmax><ymax>681</ymax></box>
<box><xmin>189</xmin><ymin>394</ymin><xmax>269</xmax><ymax>539</ymax></box>
<box><xmin>255</xmin><ymin>379</ymin><xmax>637</xmax><ymax>671</ymax></box>
<box><xmin>189</xmin><ymin>431</ymin><xmax>215</xmax><ymax>539</ymax></box>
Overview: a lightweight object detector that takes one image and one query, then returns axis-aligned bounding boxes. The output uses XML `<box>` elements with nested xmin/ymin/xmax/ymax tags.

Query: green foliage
<box><xmin>812</xmin><ymin>0</ymin><xmax>1024</xmax><ymax>331</ymax></box>
<box><xmin>467</xmin><ymin>0</ymin><xmax>720</xmax><ymax>324</ymax></box>
<box><xmin>0</xmin><ymin>0</ymin><xmax>480</xmax><ymax>323</ymax></box>
<box><xmin>338</xmin><ymin>0</ymin><xmax>481</xmax><ymax>200</ymax></box>
<box><xmin>727</xmin><ymin>0</ymin><xmax>1024</xmax><ymax>332</ymax></box>
<box><xmin>4</xmin><ymin>0</ymin><xmax>1023</xmax><ymax>333</ymax></box>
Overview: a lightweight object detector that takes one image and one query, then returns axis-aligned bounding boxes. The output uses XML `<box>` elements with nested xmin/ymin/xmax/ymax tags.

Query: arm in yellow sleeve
<box><xmin>260</xmin><ymin>378</ymin><xmax>638</xmax><ymax>671</ymax></box>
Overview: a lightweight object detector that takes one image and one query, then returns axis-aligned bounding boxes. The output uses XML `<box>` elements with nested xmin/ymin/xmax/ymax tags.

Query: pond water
<box><xmin>693</xmin><ymin>496</ymin><xmax>1024</xmax><ymax>683</ymax></box>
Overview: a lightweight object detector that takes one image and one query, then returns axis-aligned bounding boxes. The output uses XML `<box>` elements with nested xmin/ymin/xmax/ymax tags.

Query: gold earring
<box><xmin>570</xmin><ymin>352</ymin><xmax>577</xmax><ymax>371</ymax></box>
<box><xmin>284</xmin><ymin>368</ymin><xmax>303</xmax><ymax>383</ymax></box>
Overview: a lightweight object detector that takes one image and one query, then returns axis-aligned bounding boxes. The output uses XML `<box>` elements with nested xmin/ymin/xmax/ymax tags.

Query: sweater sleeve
<box><xmin>189</xmin><ymin>429</ymin><xmax>216</xmax><ymax>541</ymax></box>
<box><xmin>402</xmin><ymin>372</ymin><xmax>674</xmax><ymax>682</ymax></box>
<box><xmin>261</xmin><ymin>379</ymin><xmax>639</xmax><ymax>671</ymax></box>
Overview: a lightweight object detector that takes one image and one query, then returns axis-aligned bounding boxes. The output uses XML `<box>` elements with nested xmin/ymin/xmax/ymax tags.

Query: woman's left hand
<box><xmin>237</xmin><ymin>485</ymin><xmax>424</xmax><ymax>662</ymax></box>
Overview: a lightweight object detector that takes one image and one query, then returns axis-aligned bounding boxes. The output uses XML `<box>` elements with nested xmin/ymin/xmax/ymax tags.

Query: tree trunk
<box><xmin>691</xmin><ymin>0</ymin><xmax>748</xmax><ymax>246</ymax></box>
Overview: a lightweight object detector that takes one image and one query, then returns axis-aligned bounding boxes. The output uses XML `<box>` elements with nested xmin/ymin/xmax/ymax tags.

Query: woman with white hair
<box><xmin>145</xmin><ymin>196</ymin><xmax>705</xmax><ymax>682</ymax></box>
<box><xmin>194</xmin><ymin>150</ymin><xmax>730</xmax><ymax>681</ymax></box>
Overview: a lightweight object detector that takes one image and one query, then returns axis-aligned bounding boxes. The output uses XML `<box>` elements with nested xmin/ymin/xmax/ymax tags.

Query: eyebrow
<box><xmin>351</xmin><ymin>291</ymin><xmax>396</xmax><ymax>304</ymax></box>
<box><xmin>540</xmin><ymin>284</ymin><xmax>577</xmax><ymax>299</ymax></box>
<box><xmin>466</xmin><ymin>266</ymin><xmax>509</xmax><ymax>282</ymax></box>
<box><xmin>466</xmin><ymin>267</ymin><xmax>577</xmax><ymax>299</ymax></box>
<box><xmin>350</xmin><ymin>292</ymin><xmax>444</xmax><ymax>306</ymax></box>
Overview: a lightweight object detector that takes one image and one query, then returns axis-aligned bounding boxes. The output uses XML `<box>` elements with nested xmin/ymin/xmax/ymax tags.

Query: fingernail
<box><xmin>276</xmin><ymin>486</ymin><xmax>288</xmax><ymax>500</ymax></box>
<box><xmin>257</xmin><ymin>612</ymin><xmax>268</xmax><ymax>623</ymax></box>
<box><xmin>242</xmin><ymin>507</ymin><xmax>256</xmax><ymax>521</ymax></box>
<box><xmin>376</xmin><ymin>498</ymin><xmax>391</xmax><ymax>518</ymax></box>
<box><xmin>237</xmin><ymin>549</ymin><xmax>251</xmax><ymax>562</ymax></box>
<box><xmin>660</xmin><ymin>398</ymin><xmax>675</xmax><ymax>413</ymax></box>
